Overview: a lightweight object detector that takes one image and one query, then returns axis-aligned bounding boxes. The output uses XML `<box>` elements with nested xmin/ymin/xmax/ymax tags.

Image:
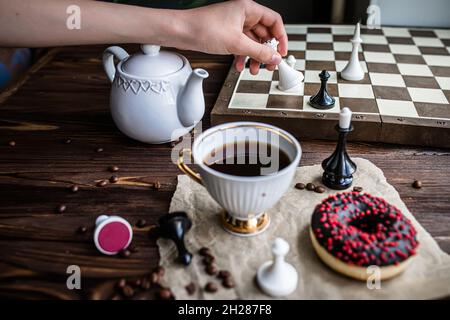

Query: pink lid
<box><xmin>94</xmin><ymin>216</ymin><xmax>132</xmax><ymax>255</ymax></box>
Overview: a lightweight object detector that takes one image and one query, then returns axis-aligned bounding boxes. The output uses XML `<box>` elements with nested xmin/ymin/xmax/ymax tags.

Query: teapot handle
<box><xmin>102</xmin><ymin>46</ymin><xmax>129</xmax><ymax>83</ymax></box>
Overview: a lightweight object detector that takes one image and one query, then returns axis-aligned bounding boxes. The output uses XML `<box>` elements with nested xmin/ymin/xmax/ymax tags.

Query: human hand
<box><xmin>178</xmin><ymin>0</ymin><xmax>287</xmax><ymax>74</ymax></box>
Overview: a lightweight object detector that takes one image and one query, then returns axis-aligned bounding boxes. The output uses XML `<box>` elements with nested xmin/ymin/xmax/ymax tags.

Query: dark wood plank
<box><xmin>0</xmin><ymin>45</ymin><xmax>449</xmax><ymax>299</ymax></box>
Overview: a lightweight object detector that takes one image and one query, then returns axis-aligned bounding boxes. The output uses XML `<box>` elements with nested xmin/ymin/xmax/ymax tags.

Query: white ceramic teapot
<box><xmin>103</xmin><ymin>44</ymin><xmax>209</xmax><ymax>144</ymax></box>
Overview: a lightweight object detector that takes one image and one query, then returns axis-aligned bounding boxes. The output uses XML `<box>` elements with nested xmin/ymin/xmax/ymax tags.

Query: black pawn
<box><xmin>157</xmin><ymin>212</ymin><xmax>193</xmax><ymax>266</ymax></box>
<box><xmin>322</xmin><ymin>124</ymin><xmax>357</xmax><ymax>190</ymax></box>
<box><xmin>309</xmin><ymin>70</ymin><xmax>335</xmax><ymax>110</ymax></box>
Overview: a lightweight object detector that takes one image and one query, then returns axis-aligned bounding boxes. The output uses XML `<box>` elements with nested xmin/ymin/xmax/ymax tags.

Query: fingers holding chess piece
<box><xmin>256</xmin><ymin>238</ymin><xmax>298</xmax><ymax>297</ymax></box>
<box><xmin>309</xmin><ymin>70</ymin><xmax>335</xmax><ymax>109</ymax></box>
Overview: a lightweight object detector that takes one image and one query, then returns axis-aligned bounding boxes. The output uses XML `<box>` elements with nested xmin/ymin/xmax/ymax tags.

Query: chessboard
<box><xmin>211</xmin><ymin>25</ymin><xmax>450</xmax><ymax>148</ymax></box>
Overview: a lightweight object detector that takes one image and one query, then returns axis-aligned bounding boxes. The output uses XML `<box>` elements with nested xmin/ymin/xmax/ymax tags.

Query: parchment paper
<box><xmin>158</xmin><ymin>158</ymin><xmax>450</xmax><ymax>299</ymax></box>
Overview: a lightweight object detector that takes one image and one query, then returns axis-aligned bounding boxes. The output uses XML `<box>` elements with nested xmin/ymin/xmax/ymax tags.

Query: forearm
<box><xmin>0</xmin><ymin>0</ymin><xmax>186</xmax><ymax>47</ymax></box>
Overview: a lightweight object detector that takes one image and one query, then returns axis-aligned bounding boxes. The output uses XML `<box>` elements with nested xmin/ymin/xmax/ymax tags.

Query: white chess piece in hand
<box><xmin>257</xmin><ymin>237</ymin><xmax>298</xmax><ymax>297</ymax></box>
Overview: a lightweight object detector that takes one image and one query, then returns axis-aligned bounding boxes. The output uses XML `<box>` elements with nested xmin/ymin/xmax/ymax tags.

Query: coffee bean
<box><xmin>140</xmin><ymin>279</ymin><xmax>151</xmax><ymax>290</ymax></box>
<box><xmin>96</xmin><ymin>147</ymin><xmax>104</xmax><ymax>153</ymax></box>
<box><xmin>202</xmin><ymin>254</ymin><xmax>215</xmax><ymax>265</ymax></box>
<box><xmin>185</xmin><ymin>282</ymin><xmax>196</xmax><ymax>295</ymax></box>
<box><xmin>56</xmin><ymin>204</ymin><xmax>66</xmax><ymax>214</ymax></box>
<box><xmin>119</xmin><ymin>249</ymin><xmax>131</xmax><ymax>258</ymax></box>
<box><xmin>108</xmin><ymin>165</ymin><xmax>119</xmax><ymax>172</ymax></box>
<box><xmin>97</xmin><ymin>180</ymin><xmax>108</xmax><ymax>187</ymax></box>
<box><xmin>205</xmin><ymin>264</ymin><xmax>218</xmax><ymax>276</ymax></box>
<box><xmin>199</xmin><ymin>247</ymin><xmax>212</xmax><ymax>256</ymax></box>
<box><xmin>205</xmin><ymin>282</ymin><xmax>218</xmax><ymax>293</ymax></box>
<box><xmin>222</xmin><ymin>277</ymin><xmax>235</xmax><ymax>289</ymax></box>
<box><xmin>306</xmin><ymin>183</ymin><xmax>315</xmax><ymax>191</ymax></box>
<box><xmin>122</xmin><ymin>285</ymin><xmax>134</xmax><ymax>298</ymax></box>
<box><xmin>149</xmin><ymin>272</ymin><xmax>160</xmax><ymax>285</ymax></box>
<box><xmin>63</xmin><ymin>138</ymin><xmax>72</xmax><ymax>144</ymax></box>
<box><xmin>218</xmin><ymin>270</ymin><xmax>231</xmax><ymax>279</ymax></box>
<box><xmin>295</xmin><ymin>182</ymin><xmax>305</xmax><ymax>190</ymax></box>
<box><xmin>132</xmin><ymin>279</ymin><xmax>142</xmax><ymax>287</ymax></box>
<box><xmin>153</xmin><ymin>181</ymin><xmax>161</xmax><ymax>190</ymax></box>
<box><xmin>117</xmin><ymin>278</ymin><xmax>126</xmax><ymax>289</ymax></box>
<box><xmin>353</xmin><ymin>186</ymin><xmax>363</xmax><ymax>192</ymax></box>
<box><xmin>69</xmin><ymin>185</ymin><xmax>79</xmax><ymax>193</ymax></box>
<box><xmin>158</xmin><ymin>288</ymin><xmax>172</xmax><ymax>300</ymax></box>
<box><xmin>155</xmin><ymin>266</ymin><xmax>165</xmax><ymax>277</ymax></box>
<box><xmin>314</xmin><ymin>186</ymin><xmax>325</xmax><ymax>193</ymax></box>
<box><xmin>8</xmin><ymin>140</ymin><xmax>16</xmax><ymax>147</ymax></box>
<box><xmin>77</xmin><ymin>226</ymin><xmax>87</xmax><ymax>234</ymax></box>
<box><xmin>412</xmin><ymin>180</ymin><xmax>422</xmax><ymax>189</ymax></box>
<box><xmin>109</xmin><ymin>175</ymin><xmax>119</xmax><ymax>183</ymax></box>
<box><xmin>136</xmin><ymin>219</ymin><xmax>147</xmax><ymax>228</ymax></box>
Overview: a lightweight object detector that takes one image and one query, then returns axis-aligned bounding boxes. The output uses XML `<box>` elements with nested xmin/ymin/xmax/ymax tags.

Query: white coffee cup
<box><xmin>178</xmin><ymin>122</ymin><xmax>301</xmax><ymax>236</ymax></box>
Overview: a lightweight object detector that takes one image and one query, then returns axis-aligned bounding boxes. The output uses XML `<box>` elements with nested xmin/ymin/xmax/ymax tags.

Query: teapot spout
<box><xmin>177</xmin><ymin>68</ymin><xmax>209</xmax><ymax>127</ymax></box>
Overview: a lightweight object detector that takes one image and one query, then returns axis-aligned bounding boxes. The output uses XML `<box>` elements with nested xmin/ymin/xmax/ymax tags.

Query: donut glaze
<box><xmin>311</xmin><ymin>192</ymin><xmax>419</xmax><ymax>267</ymax></box>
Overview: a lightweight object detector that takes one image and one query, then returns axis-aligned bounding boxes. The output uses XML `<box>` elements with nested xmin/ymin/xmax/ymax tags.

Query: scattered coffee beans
<box><xmin>140</xmin><ymin>279</ymin><xmax>151</xmax><ymax>290</ymax></box>
<box><xmin>109</xmin><ymin>175</ymin><xmax>119</xmax><ymax>183</ymax></box>
<box><xmin>149</xmin><ymin>272</ymin><xmax>160</xmax><ymax>285</ymax></box>
<box><xmin>205</xmin><ymin>264</ymin><xmax>218</xmax><ymax>276</ymax></box>
<box><xmin>108</xmin><ymin>165</ymin><xmax>119</xmax><ymax>172</ymax></box>
<box><xmin>222</xmin><ymin>277</ymin><xmax>235</xmax><ymax>289</ymax></box>
<box><xmin>136</xmin><ymin>219</ymin><xmax>147</xmax><ymax>228</ymax></box>
<box><xmin>119</xmin><ymin>249</ymin><xmax>131</xmax><ymax>258</ymax></box>
<box><xmin>314</xmin><ymin>186</ymin><xmax>325</xmax><ymax>193</ymax></box>
<box><xmin>353</xmin><ymin>186</ymin><xmax>363</xmax><ymax>192</ymax></box>
<box><xmin>63</xmin><ymin>138</ymin><xmax>72</xmax><ymax>144</ymax></box>
<box><xmin>218</xmin><ymin>270</ymin><xmax>231</xmax><ymax>279</ymax></box>
<box><xmin>306</xmin><ymin>183</ymin><xmax>315</xmax><ymax>191</ymax></box>
<box><xmin>132</xmin><ymin>279</ymin><xmax>142</xmax><ymax>287</ymax></box>
<box><xmin>199</xmin><ymin>247</ymin><xmax>212</xmax><ymax>256</ymax></box>
<box><xmin>158</xmin><ymin>288</ymin><xmax>172</xmax><ymax>300</ymax></box>
<box><xmin>70</xmin><ymin>185</ymin><xmax>79</xmax><ymax>193</ymax></box>
<box><xmin>122</xmin><ymin>285</ymin><xmax>134</xmax><ymax>298</ymax></box>
<box><xmin>412</xmin><ymin>180</ymin><xmax>422</xmax><ymax>189</ymax></box>
<box><xmin>203</xmin><ymin>254</ymin><xmax>215</xmax><ymax>265</ymax></box>
<box><xmin>8</xmin><ymin>140</ymin><xmax>16</xmax><ymax>147</ymax></box>
<box><xmin>153</xmin><ymin>181</ymin><xmax>161</xmax><ymax>190</ymax></box>
<box><xmin>185</xmin><ymin>282</ymin><xmax>196</xmax><ymax>295</ymax></box>
<box><xmin>97</xmin><ymin>180</ymin><xmax>108</xmax><ymax>187</ymax></box>
<box><xmin>205</xmin><ymin>282</ymin><xmax>218</xmax><ymax>293</ymax></box>
<box><xmin>56</xmin><ymin>204</ymin><xmax>66</xmax><ymax>214</ymax></box>
<box><xmin>295</xmin><ymin>182</ymin><xmax>305</xmax><ymax>190</ymax></box>
<box><xmin>96</xmin><ymin>147</ymin><xmax>104</xmax><ymax>153</ymax></box>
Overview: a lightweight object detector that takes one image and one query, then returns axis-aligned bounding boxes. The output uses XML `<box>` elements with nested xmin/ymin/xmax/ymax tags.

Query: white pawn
<box><xmin>257</xmin><ymin>238</ymin><xmax>298</xmax><ymax>297</ymax></box>
<box><xmin>341</xmin><ymin>22</ymin><xmax>364</xmax><ymax>81</ymax></box>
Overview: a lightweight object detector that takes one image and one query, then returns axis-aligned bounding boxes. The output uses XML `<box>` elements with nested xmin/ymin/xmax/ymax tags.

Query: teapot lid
<box><xmin>121</xmin><ymin>45</ymin><xmax>184</xmax><ymax>77</ymax></box>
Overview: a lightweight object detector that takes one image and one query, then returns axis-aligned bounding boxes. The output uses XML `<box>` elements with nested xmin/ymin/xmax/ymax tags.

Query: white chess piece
<box><xmin>340</xmin><ymin>22</ymin><xmax>365</xmax><ymax>81</ymax></box>
<box><xmin>257</xmin><ymin>238</ymin><xmax>298</xmax><ymax>297</ymax></box>
<box><xmin>286</xmin><ymin>55</ymin><xmax>296</xmax><ymax>68</ymax></box>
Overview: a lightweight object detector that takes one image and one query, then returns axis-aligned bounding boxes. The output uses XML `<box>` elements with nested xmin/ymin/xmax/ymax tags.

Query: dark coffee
<box><xmin>204</xmin><ymin>141</ymin><xmax>291</xmax><ymax>176</ymax></box>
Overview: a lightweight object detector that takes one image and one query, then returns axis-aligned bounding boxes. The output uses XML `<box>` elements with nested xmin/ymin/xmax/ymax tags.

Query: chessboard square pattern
<box><xmin>288</xmin><ymin>41</ymin><xmax>306</xmax><ymax>51</ymax></box>
<box><xmin>389</xmin><ymin>44</ymin><xmax>421</xmax><ymax>55</ymax></box>
<box><xmin>423</xmin><ymin>55</ymin><xmax>450</xmax><ymax>67</ymax></box>
<box><xmin>338</xmin><ymin>84</ymin><xmax>374</xmax><ymax>99</ymax></box>
<box><xmin>236</xmin><ymin>80</ymin><xmax>271</xmax><ymax>94</ymax></box>
<box><xmin>269</xmin><ymin>81</ymin><xmax>304</xmax><ymax>96</ymax></box>
<box><xmin>285</xmin><ymin>25</ymin><xmax>307</xmax><ymax>34</ymax></box>
<box><xmin>435</xmin><ymin>29</ymin><xmax>450</xmax><ymax>39</ymax></box>
<box><xmin>303</xmin><ymin>95</ymin><xmax>341</xmax><ymax>113</ymax></box>
<box><xmin>436</xmin><ymin>76</ymin><xmax>450</xmax><ymax>90</ymax></box>
<box><xmin>306</xmin><ymin>33</ymin><xmax>333</xmax><ymax>43</ymax></box>
<box><xmin>229</xmin><ymin>93</ymin><xmax>268</xmax><ymax>109</ymax></box>
<box><xmin>361</xmin><ymin>34</ymin><xmax>388</xmax><ymax>44</ymax></box>
<box><xmin>332</xmin><ymin>26</ymin><xmax>355</xmax><ymax>35</ymax></box>
<box><xmin>267</xmin><ymin>95</ymin><xmax>303</xmax><ymax>110</ymax></box>
<box><xmin>373</xmin><ymin>86</ymin><xmax>411</xmax><ymax>101</ymax></box>
<box><xmin>414</xmin><ymin>102</ymin><xmax>450</xmax><ymax>118</ymax></box>
<box><xmin>305</xmin><ymin>70</ymin><xmax>337</xmax><ymax>83</ymax></box>
<box><xmin>305</xmin><ymin>50</ymin><xmax>335</xmax><ymax>61</ymax></box>
<box><xmin>240</xmin><ymin>68</ymin><xmax>273</xmax><ymax>81</ymax></box>
<box><xmin>364</xmin><ymin>52</ymin><xmax>396</xmax><ymax>64</ymax></box>
<box><xmin>397</xmin><ymin>63</ymin><xmax>433</xmax><ymax>76</ymax></box>
<box><xmin>335</xmin><ymin>60</ymin><xmax>368</xmax><ymax>73</ymax></box>
<box><xmin>408</xmin><ymin>87</ymin><xmax>448</xmax><ymax>104</ymax></box>
<box><xmin>369</xmin><ymin>73</ymin><xmax>406</xmax><ymax>87</ymax></box>
<box><xmin>413</xmin><ymin>37</ymin><xmax>444</xmax><ymax>47</ymax></box>
<box><xmin>403</xmin><ymin>76</ymin><xmax>440</xmax><ymax>89</ymax></box>
<box><xmin>376</xmin><ymin>99</ymin><xmax>419</xmax><ymax>117</ymax></box>
<box><xmin>382</xmin><ymin>27</ymin><xmax>410</xmax><ymax>37</ymax></box>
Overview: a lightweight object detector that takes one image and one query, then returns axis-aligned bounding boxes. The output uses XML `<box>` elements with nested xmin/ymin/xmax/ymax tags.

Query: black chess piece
<box><xmin>309</xmin><ymin>70</ymin><xmax>335</xmax><ymax>110</ymax></box>
<box><xmin>157</xmin><ymin>212</ymin><xmax>193</xmax><ymax>266</ymax></box>
<box><xmin>322</xmin><ymin>124</ymin><xmax>357</xmax><ymax>190</ymax></box>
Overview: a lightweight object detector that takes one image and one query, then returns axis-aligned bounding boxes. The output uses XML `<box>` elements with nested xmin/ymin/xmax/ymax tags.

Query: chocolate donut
<box><xmin>310</xmin><ymin>192</ymin><xmax>419</xmax><ymax>280</ymax></box>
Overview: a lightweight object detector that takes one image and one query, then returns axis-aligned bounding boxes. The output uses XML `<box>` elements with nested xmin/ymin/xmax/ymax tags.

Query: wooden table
<box><xmin>0</xmin><ymin>45</ymin><xmax>449</xmax><ymax>299</ymax></box>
